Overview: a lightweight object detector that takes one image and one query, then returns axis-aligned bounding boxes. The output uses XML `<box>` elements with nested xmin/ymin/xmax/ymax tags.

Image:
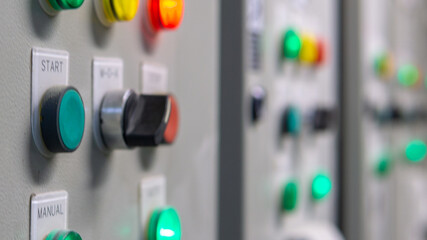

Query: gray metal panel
<box><xmin>340</xmin><ymin>0</ymin><xmax>363</xmax><ymax>239</ymax></box>
<box><xmin>0</xmin><ymin>1</ymin><xmax>218</xmax><ymax>239</ymax></box>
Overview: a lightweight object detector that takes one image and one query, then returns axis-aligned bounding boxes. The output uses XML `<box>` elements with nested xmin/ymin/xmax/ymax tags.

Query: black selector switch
<box><xmin>251</xmin><ymin>85</ymin><xmax>267</xmax><ymax>123</ymax></box>
<box><xmin>100</xmin><ymin>89</ymin><xmax>179</xmax><ymax>150</ymax></box>
<box><xmin>312</xmin><ymin>107</ymin><xmax>335</xmax><ymax>131</ymax></box>
<box><xmin>123</xmin><ymin>94</ymin><xmax>169</xmax><ymax>147</ymax></box>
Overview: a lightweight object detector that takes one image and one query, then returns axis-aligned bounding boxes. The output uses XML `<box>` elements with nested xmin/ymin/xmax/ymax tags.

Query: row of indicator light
<box><xmin>39</xmin><ymin>0</ymin><xmax>184</xmax><ymax>30</ymax></box>
<box><xmin>282</xmin><ymin>28</ymin><xmax>326</xmax><ymax>66</ymax></box>
<box><xmin>373</xmin><ymin>140</ymin><xmax>427</xmax><ymax>177</ymax></box>
<box><xmin>40</xmin><ymin>206</ymin><xmax>182</xmax><ymax>240</ymax></box>
<box><xmin>374</xmin><ymin>52</ymin><xmax>425</xmax><ymax>88</ymax></box>
<box><xmin>282</xmin><ymin>172</ymin><xmax>333</xmax><ymax>212</ymax></box>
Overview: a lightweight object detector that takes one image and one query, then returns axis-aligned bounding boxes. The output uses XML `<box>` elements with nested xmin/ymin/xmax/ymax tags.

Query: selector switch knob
<box><xmin>100</xmin><ymin>89</ymin><xmax>179</xmax><ymax>149</ymax></box>
<box><xmin>40</xmin><ymin>86</ymin><xmax>85</xmax><ymax>153</ymax></box>
<box><xmin>312</xmin><ymin>107</ymin><xmax>335</xmax><ymax>131</ymax></box>
<box><xmin>250</xmin><ymin>85</ymin><xmax>266</xmax><ymax>123</ymax></box>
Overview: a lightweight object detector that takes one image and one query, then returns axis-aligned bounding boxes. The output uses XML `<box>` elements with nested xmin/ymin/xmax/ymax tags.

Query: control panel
<box><xmin>0</xmin><ymin>1</ymin><xmax>218</xmax><ymax>239</ymax></box>
<box><xmin>344</xmin><ymin>0</ymin><xmax>427</xmax><ymax>239</ymax></box>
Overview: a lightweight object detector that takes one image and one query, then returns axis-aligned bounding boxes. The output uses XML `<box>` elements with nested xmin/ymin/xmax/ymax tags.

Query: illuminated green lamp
<box><xmin>282</xmin><ymin>29</ymin><xmax>302</xmax><ymax>60</ymax></box>
<box><xmin>148</xmin><ymin>207</ymin><xmax>182</xmax><ymax>240</ymax></box>
<box><xmin>375</xmin><ymin>154</ymin><xmax>392</xmax><ymax>177</ymax></box>
<box><xmin>398</xmin><ymin>64</ymin><xmax>419</xmax><ymax>87</ymax></box>
<box><xmin>46</xmin><ymin>230</ymin><xmax>82</xmax><ymax>240</ymax></box>
<box><xmin>405</xmin><ymin>140</ymin><xmax>427</xmax><ymax>163</ymax></box>
<box><xmin>311</xmin><ymin>172</ymin><xmax>332</xmax><ymax>201</ymax></box>
<box><xmin>47</xmin><ymin>0</ymin><xmax>84</xmax><ymax>10</ymax></box>
<box><xmin>282</xmin><ymin>180</ymin><xmax>299</xmax><ymax>212</ymax></box>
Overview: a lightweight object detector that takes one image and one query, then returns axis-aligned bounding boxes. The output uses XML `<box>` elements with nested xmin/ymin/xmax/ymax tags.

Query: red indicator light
<box><xmin>149</xmin><ymin>0</ymin><xmax>184</xmax><ymax>31</ymax></box>
<box><xmin>316</xmin><ymin>38</ymin><xmax>327</xmax><ymax>65</ymax></box>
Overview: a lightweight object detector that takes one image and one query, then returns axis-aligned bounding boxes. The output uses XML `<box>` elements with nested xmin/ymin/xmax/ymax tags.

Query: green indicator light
<box><xmin>46</xmin><ymin>230</ymin><xmax>82</xmax><ymax>240</ymax></box>
<box><xmin>48</xmin><ymin>0</ymin><xmax>84</xmax><ymax>10</ymax></box>
<box><xmin>398</xmin><ymin>64</ymin><xmax>419</xmax><ymax>87</ymax></box>
<box><xmin>149</xmin><ymin>207</ymin><xmax>182</xmax><ymax>240</ymax></box>
<box><xmin>282</xmin><ymin>29</ymin><xmax>302</xmax><ymax>60</ymax></box>
<box><xmin>311</xmin><ymin>173</ymin><xmax>332</xmax><ymax>201</ymax></box>
<box><xmin>405</xmin><ymin>140</ymin><xmax>427</xmax><ymax>162</ymax></box>
<box><xmin>59</xmin><ymin>89</ymin><xmax>85</xmax><ymax>151</ymax></box>
<box><xmin>375</xmin><ymin>154</ymin><xmax>392</xmax><ymax>177</ymax></box>
<box><xmin>282</xmin><ymin>180</ymin><xmax>298</xmax><ymax>212</ymax></box>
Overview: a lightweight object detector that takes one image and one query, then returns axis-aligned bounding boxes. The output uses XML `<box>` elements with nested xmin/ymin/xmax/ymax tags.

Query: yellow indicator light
<box><xmin>97</xmin><ymin>0</ymin><xmax>139</xmax><ymax>25</ymax></box>
<box><xmin>112</xmin><ymin>0</ymin><xmax>139</xmax><ymax>21</ymax></box>
<box><xmin>299</xmin><ymin>33</ymin><xmax>318</xmax><ymax>64</ymax></box>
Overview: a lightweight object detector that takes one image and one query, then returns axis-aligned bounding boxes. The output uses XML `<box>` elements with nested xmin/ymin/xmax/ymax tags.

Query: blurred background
<box><xmin>2</xmin><ymin>0</ymin><xmax>427</xmax><ymax>240</ymax></box>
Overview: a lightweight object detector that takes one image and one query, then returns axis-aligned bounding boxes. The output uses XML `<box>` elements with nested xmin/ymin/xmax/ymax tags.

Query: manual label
<box><xmin>140</xmin><ymin>176</ymin><xmax>166</xmax><ymax>235</ymax></box>
<box><xmin>30</xmin><ymin>191</ymin><xmax>68</xmax><ymax>240</ymax></box>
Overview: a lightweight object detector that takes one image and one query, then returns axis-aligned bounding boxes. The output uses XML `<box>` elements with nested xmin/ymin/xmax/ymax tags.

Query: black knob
<box><xmin>124</xmin><ymin>94</ymin><xmax>170</xmax><ymax>147</ymax></box>
<box><xmin>312</xmin><ymin>108</ymin><xmax>335</xmax><ymax>131</ymax></box>
<box><xmin>251</xmin><ymin>85</ymin><xmax>266</xmax><ymax>123</ymax></box>
<box><xmin>100</xmin><ymin>90</ymin><xmax>179</xmax><ymax>149</ymax></box>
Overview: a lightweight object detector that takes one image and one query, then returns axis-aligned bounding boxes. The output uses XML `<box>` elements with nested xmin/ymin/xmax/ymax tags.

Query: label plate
<box><xmin>30</xmin><ymin>191</ymin><xmax>68</xmax><ymax>240</ymax></box>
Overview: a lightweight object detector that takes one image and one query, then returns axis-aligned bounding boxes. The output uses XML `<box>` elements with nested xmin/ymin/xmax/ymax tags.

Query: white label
<box><xmin>140</xmin><ymin>176</ymin><xmax>166</xmax><ymax>237</ymax></box>
<box><xmin>30</xmin><ymin>191</ymin><xmax>68</xmax><ymax>240</ymax></box>
<box><xmin>247</xmin><ymin>0</ymin><xmax>264</xmax><ymax>33</ymax></box>
<box><xmin>141</xmin><ymin>63</ymin><xmax>168</xmax><ymax>94</ymax></box>
<box><xmin>31</xmin><ymin>48</ymin><xmax>69</xmax><ymax>157</ymax></box>
<box><xmin>92</xmin><ymin>57</ymin><xmax>124</xmax><ymax>150</ymax></box>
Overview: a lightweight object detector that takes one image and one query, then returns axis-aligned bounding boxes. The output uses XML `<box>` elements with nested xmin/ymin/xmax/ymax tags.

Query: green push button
<box><xmin>48</xmin><ymin>0</ymin><xmax>84</xmax><ymax>10</ymax></box>
<box><xmin>282</xmin><ymin>180</ymin><xmax>298</xmax><ymax>212</ymax></box>
<box><xmin>148</xmin><ymin>207</ymin><xmax>182</xmax><ymax>240</ymax></box>
<box><xmin>398</xmin><ymin>64</ymin><xmax>419</xmax><ymax>87</ymax></box>
<box><xmin>375</xmin><ymin>154</ymin><xmax>392</xmax><ymax>177</ymax></box>
<box><xmin>282</xmin><ymin>29</ymin><xmax>302</xmax><ymax>60</ymax></box>
<box><xmin>311</xmin><ymin>172</ymin><xmax>332</xmax><ymax>201</ymax></box>
<box><xmin>282</xmin><ymin>106</ymin><xmax>301</xmax><ymax>136</ymax></box>
<box><xmin>40</xmin><ymin>86</ymin><xmax>85</xmax><ymax>153</ymax></box>
<box><xmin>405</xmin><ymin>140</ymin><xmax>427</xmax><ymax>163</ymax></box>
<box><xmin>59</xmin><ymin>89</ymin><xmax>85</xmax><ymax>150</ymax></box>
<box><xmin>46</xmin><ymin>230</ymin><xmax>82</xmax><ymax>240</ymax></box>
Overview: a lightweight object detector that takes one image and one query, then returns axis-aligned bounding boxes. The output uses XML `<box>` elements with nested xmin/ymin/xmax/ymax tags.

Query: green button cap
<box><xmin>282</xmin><ymin>29</ymin><xmax>302</xmax><ymax>60</ymax></box>
<box><xmin>148</xmin><ymin>207</ymin><xmax>182</xmax><ymax>240</ymax></box>
<box><xmin>283</xmin><ymin>106</ymin><xmax>301</xmax><ymax>136</ymax></box>
<box><xmin>48</xmin><ymin>0</ymin><xmax>84</xmax><ymax>10</ymax></box>
<box><xmin>398</xmin><ymin>64</ymin><xmax>419</xmax><ymax>87</ymax></box>
<box><xmin>375</xmin><ymin>154</ymin><xmax>392</xmax><ymax>177</ymax></box>
<box><xmin>282</xmin><ymin>180</ymin><xmax>298</xmax><ymax>212</ymax></box>
<box><xmin>405</xmin><ymin>140</ymin><xmax>427</xmax><ymax>163</ymax></box>
<box><xmin>311</xmin><ymin>172</ymin><xmax>332</xmax><ymax>201</ymax></box>
<box><xmin>59</xmin><ymin>89</ymin><xmax>85</xmax><ymax>150</ymax></box>
<box><xmin>46</xmin><ymin>230</ymin><xmax>82</xmax><ymax>240</ymax></box>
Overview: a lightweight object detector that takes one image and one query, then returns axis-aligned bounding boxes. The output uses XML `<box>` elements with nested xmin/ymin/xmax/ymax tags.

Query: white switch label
<box><xmin>31</xmin><ymin>47</ymin><xmax>69</xmax><ymax>157</ymax></box>
<box><xmin>141</xmin><ymin>63</ymin><xmax>168</xmax><ymax>94</ymax></box>
<box><xmin>30</xmin><ymin>191</ymin><xmax>68</xmax><ymax>240</ymax></box>
<box><xmin>140</xmin><ymin>176</ymin><xmax>166</xmax><ymax>236</ymax></box>
<box><xmin>92</xmin><ymin>57</ymin><xmax>124</xmax><ymax>150</ymax></box>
